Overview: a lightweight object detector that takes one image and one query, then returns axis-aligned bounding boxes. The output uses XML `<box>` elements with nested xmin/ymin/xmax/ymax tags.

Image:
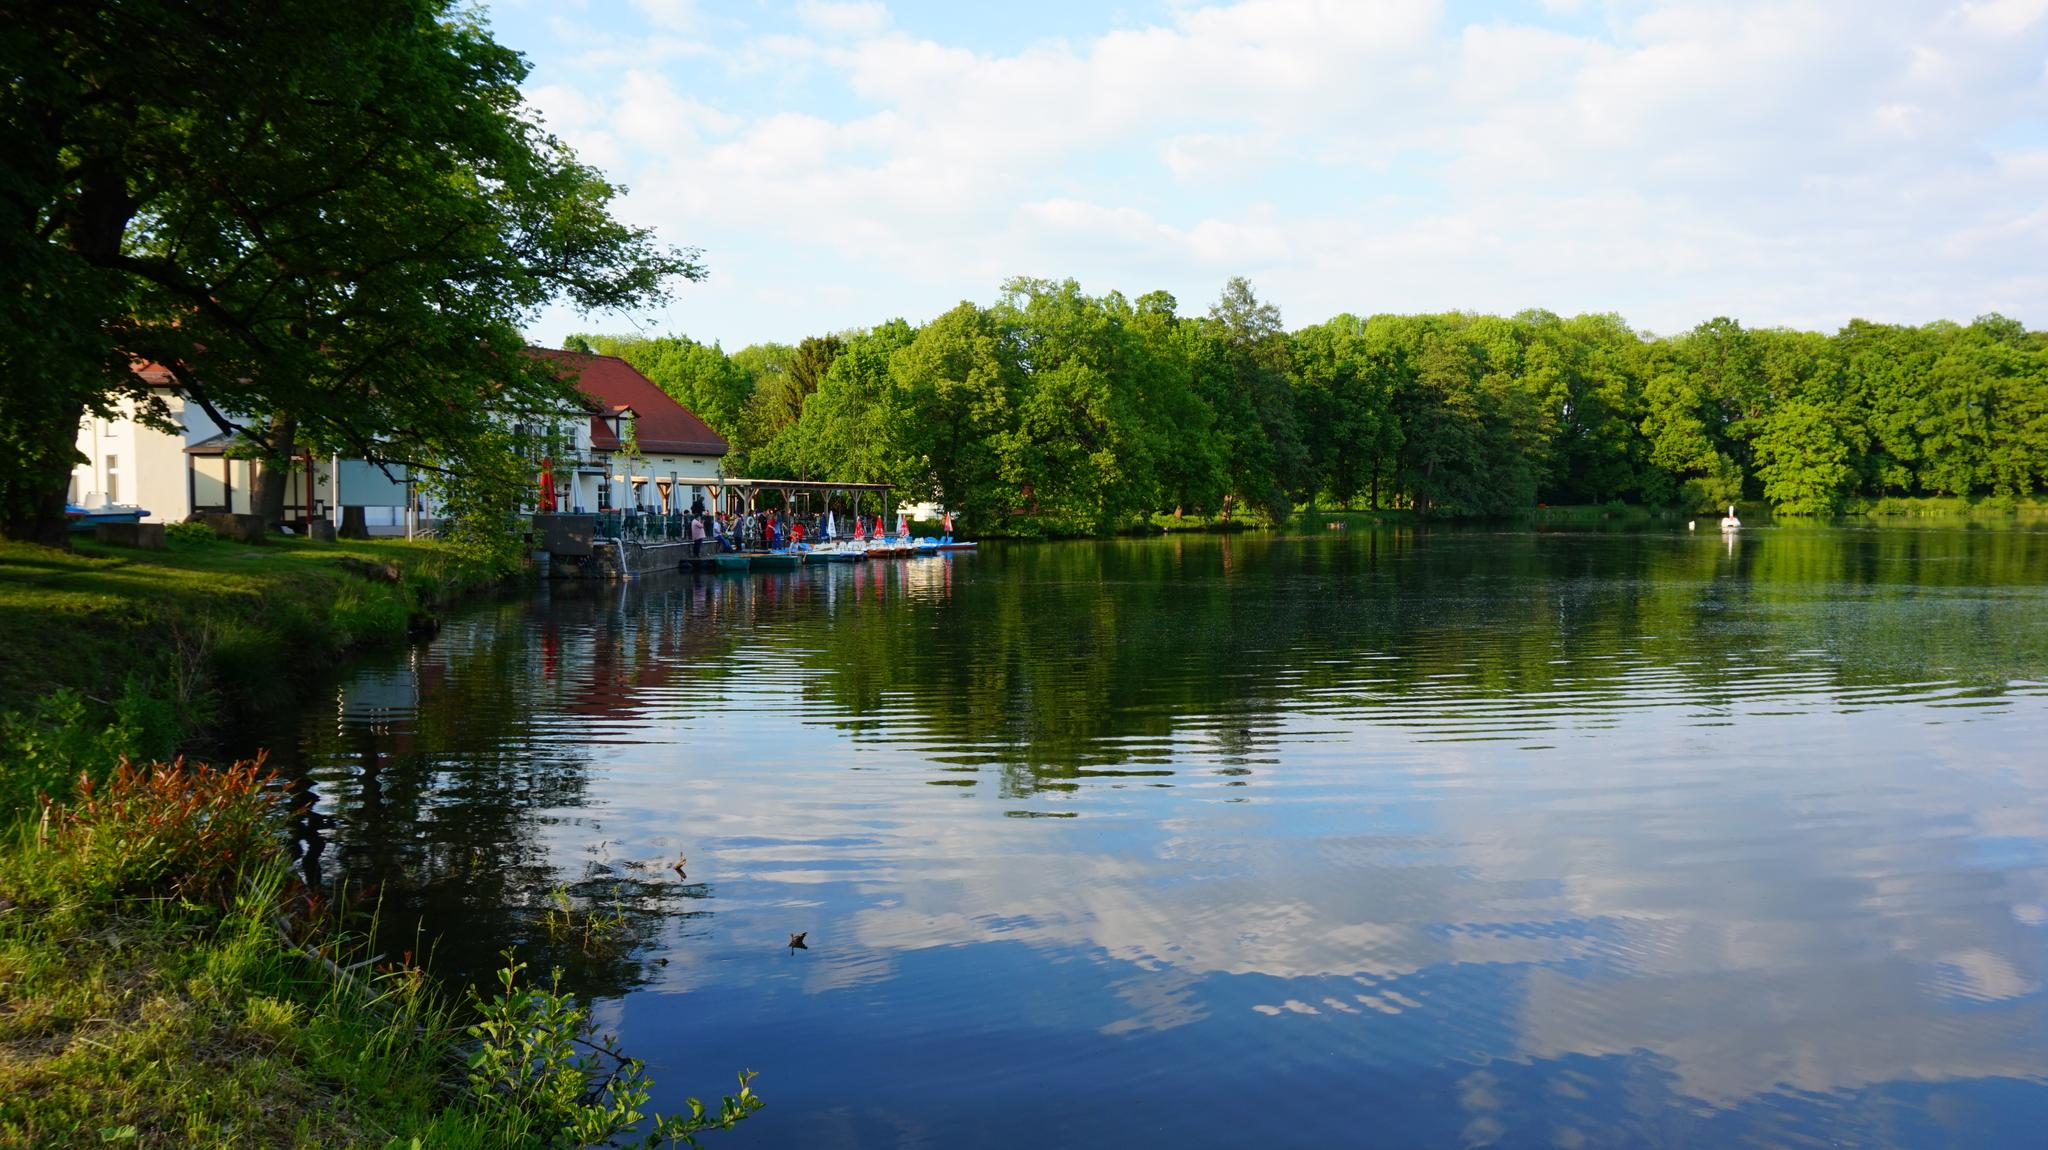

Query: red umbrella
<box><xmin>538</xmin><ymin>458</ymin><xmax>556</xmax><ymax>512</ymax></box>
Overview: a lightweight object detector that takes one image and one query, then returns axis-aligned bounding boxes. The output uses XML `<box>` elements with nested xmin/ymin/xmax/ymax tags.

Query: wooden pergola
<box><xmin>710</xmin><ymin>478</ymin><xmax>893</xmax><ymax>517</ymax></box>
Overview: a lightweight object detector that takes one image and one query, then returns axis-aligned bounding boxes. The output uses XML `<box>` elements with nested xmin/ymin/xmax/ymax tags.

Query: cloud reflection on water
<box><xmin>287</xmin><ymin>528</ymin><xmax>2048</xmax><ymax>1145</ymax></box>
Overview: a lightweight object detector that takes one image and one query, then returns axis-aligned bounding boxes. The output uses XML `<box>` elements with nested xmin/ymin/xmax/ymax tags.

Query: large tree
<box><xmin>1</xmin><ymin>0</ymin><xmax>697</xmax><ymax>542</ymax></box>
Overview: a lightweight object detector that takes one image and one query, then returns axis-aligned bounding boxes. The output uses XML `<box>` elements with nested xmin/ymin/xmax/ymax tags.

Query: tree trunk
<box><xmin>0</xmin><ymin>395</ymin><xmax>89</xmax><ymax>547</ymax></box>
<box><xmin>250</xmin><ymin>416</ymin><xmax>298</xmax><ymax>528</ymax></box>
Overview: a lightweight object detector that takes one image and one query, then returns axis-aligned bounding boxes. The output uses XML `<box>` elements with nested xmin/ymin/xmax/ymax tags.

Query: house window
<box><xmin>597</xmin><ymin>474</ymin><xmax>611</xmax><ymax>510</ymax></box>
<box><xmin>105</xmin><ymin>455</ymin><xmax>119</xmax><ymax>503</ymax></box>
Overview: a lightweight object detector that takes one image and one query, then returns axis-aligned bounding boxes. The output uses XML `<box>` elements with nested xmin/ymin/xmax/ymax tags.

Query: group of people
<box><xmin>615</xmin><ymin>501</ymin><xmax>934</xmax><ymax>557</ymax></box>
<box><xmin>719</xmin><ymin>509</ymin><xmax>906</xmax><ymax>552</ymax></box>
<box><xmin>645</xmin><ymin>506</ymin><xmax>909</xmax><ymax>556</ymax></box>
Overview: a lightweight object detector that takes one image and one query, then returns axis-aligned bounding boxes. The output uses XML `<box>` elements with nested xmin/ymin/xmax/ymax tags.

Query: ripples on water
<box><xmin>277</xmin><ymin>527</ymin><xmax>2048</xmax><ymax>1148</ymax></box>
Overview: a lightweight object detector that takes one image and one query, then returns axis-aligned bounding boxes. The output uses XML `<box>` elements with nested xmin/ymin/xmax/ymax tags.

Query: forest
<box><xmin>572</xmin><ymin>277</ymin><xmax>2048</xmax><ymax>535</ymax></box>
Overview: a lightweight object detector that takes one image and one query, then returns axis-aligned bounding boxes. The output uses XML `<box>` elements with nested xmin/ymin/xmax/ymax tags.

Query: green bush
<box><xmin>0</xmin><ymin>682</ymin><xmax>180</xmax><ymax>817</ymax></box>
<box><xmin>165</xmin><ymin>520</ymin><xmax>223</xmax><ymax>547</ymax></box>
<box><xmin>14</xmin><ymin>756</ymin><xmax>286</xmax><ymax>907</ymax></box>
<box><xmin>464</xmin><ymin>950</ymin><xmax>761</xmax><ymax>1149</ymax></box>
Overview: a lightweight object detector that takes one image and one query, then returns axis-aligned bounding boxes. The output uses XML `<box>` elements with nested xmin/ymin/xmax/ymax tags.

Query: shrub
<box><xmin>0</xmin><ymin>682</ymin><xmax>180</xmax><ymax>816</ymax></box>
<box><xmin>33</xmin><ymin>756</ymin><xmax>288</xmax><ymax>906</ymax></box>
<box><xmin>465</xmin><ymin>950</ymin><xmax>762</xmax><ymax>1148</ymax></box>
<box><xmin>164</xmin><ymin>520</ymin><xmax>222</xmax><ymax>547</ymax></box>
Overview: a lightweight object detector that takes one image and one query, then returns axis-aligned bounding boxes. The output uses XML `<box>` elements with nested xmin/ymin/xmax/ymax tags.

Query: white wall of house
<box><xmin>72</xmin><ymin>395</ymin><xmax>230</xmax><ymax>520</ymax></box>
<box><xmin>74</xmin><ymin>396</ymin><xmax>417</xmax><ymax>527</ymax></box>
<box><xmin>558</xmin><ymin>412</ymin><xmax>724</xmax><ymax>514</ymax></box>
<box><xmin>75</xmin><ymin>384</ymin><xmax>728</xmax><ymax>530</ymax></box>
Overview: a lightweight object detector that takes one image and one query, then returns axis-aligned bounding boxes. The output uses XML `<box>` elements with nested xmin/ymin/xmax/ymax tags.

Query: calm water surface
<box><xmin>277</xmin><ymin>527</ymin><xmax>2048</xmax><ymax>1148</ymax></box>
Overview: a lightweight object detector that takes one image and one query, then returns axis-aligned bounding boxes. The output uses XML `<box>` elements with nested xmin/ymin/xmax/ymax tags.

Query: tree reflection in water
<box><xmin>255</xmin><ymin>526</ymin><xmax>2048</xmax><ymax>1146</ymax></box>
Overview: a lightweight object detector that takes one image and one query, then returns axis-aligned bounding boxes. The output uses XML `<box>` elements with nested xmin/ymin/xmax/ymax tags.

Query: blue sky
<box><xmin>486</xmin><ymin>0</ymin><xmax>2048</xmax><ymax>349</ymax></box>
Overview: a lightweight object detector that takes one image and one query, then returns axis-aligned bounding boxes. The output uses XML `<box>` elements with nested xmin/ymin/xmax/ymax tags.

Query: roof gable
<box><xmin>526</xmin><ymin>347</ymin><xmax>729</xmax><ymax>457</ymax></box>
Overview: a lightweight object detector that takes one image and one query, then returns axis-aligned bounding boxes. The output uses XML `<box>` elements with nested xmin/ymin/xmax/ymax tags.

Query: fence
<box><xmin>592</xmin><ymin>511</ymin><xmax>707</xmax><ymax>543</ymax></box>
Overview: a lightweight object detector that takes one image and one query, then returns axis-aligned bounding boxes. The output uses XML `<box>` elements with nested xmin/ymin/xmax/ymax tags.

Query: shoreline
<box><xmin>0</xmin><ymin>537</ymin><xmax>768</xmax><ymax>1148</ymax></box>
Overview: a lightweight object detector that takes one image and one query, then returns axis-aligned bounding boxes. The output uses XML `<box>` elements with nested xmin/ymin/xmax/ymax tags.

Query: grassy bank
<box><xmin>0</xmin><ymin>532</ymin><xmax>520</xmax><ymax>723</ymax></box>
<box><xmin>1295</xmin><ymin>497</ymin><xmax>2048</xmax><ymax>530</ymax></box>
<box><xmin>1844</xmin><ymin>494</ymin><xmax>2048</xmax><ymax>521</ymax></box>
<box><xmin>0</xmin><ymin>759</ymin><xmax>759</xmax><ymax>1148</ymax></box>
<box><xmin>0</xmin><ymin>535</ymin><xmax>760</xmax><ymax>1147</ymax></box>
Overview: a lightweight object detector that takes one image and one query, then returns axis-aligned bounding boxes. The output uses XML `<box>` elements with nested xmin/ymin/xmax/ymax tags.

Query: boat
<box><xmin>806</xmin><ymin>547</ymin><xmax>865</xmax><ymax>563</ymax></box>
<box><xmin>751</xmin><ymin>551</ymin><xmax>803</xmax><ymax>571</ymax></box>
<box><xmin>66</xmin><ymin>503</ymin><xmax>150</xmax><ymax>532</ymax></box>
<box><xmin>935</xmin><ymin>541</ymin><xmax>977</xmax><ymax>553</ymax></box>
<box><xmin>713</xmin><ymin>552</ymin><xmax>752</xmax><ymax>572</ymax></box>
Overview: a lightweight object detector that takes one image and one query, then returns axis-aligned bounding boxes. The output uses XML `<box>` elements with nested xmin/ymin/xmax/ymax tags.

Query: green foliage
<box><xmin>541</xmin><ymin>885</ymin><xmax>630</xmax><ymax>956</ymax></box>
<box><xmin>163</xmin><ymin>520</ymin><xmax>222</xmax><ymax>547</ymax></box>
<box><xmin>1753</xmin><ymin>399</ymin><xmax>1852</xmax><ymax>515</ymax></box>
<box><xmin>465</xmin><ymin>951</ymin><xmax>761</xmax><ymax>1149</ymax></box>
<box><xmin>2</xmin><ymin>0</ymin><xmax>699</xmax><ymax>542</ymax></box>
<box><xmin>20</xmin><ymin>757</ymin><xmax>285</xmax><ymax>908</ymax></box>
<box><xmin>418</xmin><ymin>418</ymin><xmax>574</xmax><ymax>568</ymax></box>
<box><xmin>576</xmin><ymin>287</ymin><xmax>2048</xmax><ymax>529</ymax></box>
<box><xmin>0</xmin><ymin>761</ymin><xmax>759</xmax><ymax>1150</ymax></box>
<box><xmin>0</xmin><ymin>684</ymin><xmax>179</xmax><ymax>817</ymax></box>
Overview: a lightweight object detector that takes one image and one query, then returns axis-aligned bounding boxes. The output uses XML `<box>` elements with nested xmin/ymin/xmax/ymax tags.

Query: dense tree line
<box><xmin>579</xmin><ymin>278</ymin><xmax>2048</xmax><ymax>534</ymax></box>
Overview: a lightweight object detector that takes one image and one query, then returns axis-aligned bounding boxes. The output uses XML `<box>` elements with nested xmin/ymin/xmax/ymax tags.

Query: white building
<box><xmin>527</xmin><ymin>348</ymin><xmax>729</xmax><ymax>515</ymax></box>
<box><xmin>72</xmin><ymin>349</ymin><xmax>729</xmax><ymax>531</ymax></box>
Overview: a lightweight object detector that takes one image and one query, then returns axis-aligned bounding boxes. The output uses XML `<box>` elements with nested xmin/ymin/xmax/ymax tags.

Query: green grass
<box><xmin>0</xmin><ymin>534</ymin><xmax>765</xmax><ymax>1147</ymax></box>
<box><xmin>1291</xmin><ymin>508</ymin><xmax>1423</xmax><ymax>528</ymax></box>
<box><xmin>0</xmin><ymin>866</ymin><xmax>463</xmax><ymax>1148</ymax></box>
<box><xmin>1515</xmin><ymin>503</ymin><xmax>1693</xmax><ymax>527</ymax></box>
<box><xmin>0</xmin><ymin>534</ymin><xmax>518</xmax><ymax>720</ymax></box>
<box><xmin>1845</xmin><ymin>494</ymin><xmax>2048</xmax><ymax>520</ymax></box>
<box><xmin>0</xmin><ymin>757</ymin><xmax>461</xmax><ymax>1149</ymax></box>
<box><xmin>0</xmin><ymin>759</ymin><xmax>759</xmax><ymax>1149</ymax></box>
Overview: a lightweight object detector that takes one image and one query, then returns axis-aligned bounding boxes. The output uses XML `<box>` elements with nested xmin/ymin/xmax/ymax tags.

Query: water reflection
<box><xmin>274</xmin><ymin>527</ymin><xmax>2048</xmax><ymax>1147</ymax></box>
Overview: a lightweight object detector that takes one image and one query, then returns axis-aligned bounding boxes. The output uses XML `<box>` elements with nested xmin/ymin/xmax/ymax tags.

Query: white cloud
<box><xmin>1955</xmin><ymin>0</ymin><xmax>2048</xmax><ymax>36</ymax></box>
<box><xmin>796</xmin><ymin>0</ymin><xmax>892</xmax><ymax>38</ymax></box>
<box><xmin>627</xmin><ymin>0</ymin><xmax>699</xmax><ymax>32</ymax></box>
<box><xmin>1159</xmin><ymin>133</ymin><xmax>1288</xmax><ymax>183</ymax></box>
<box><xmin>526</xmin><ymin>0</ymin><xmax>2048</xmax><ymax>345</ymax></box>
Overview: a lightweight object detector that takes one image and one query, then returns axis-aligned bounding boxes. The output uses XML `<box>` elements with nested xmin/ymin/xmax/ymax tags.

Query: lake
<box><xmin>274</xmin><ymin>525</ymin><xmax>2048</xmax><ymax>1148</ymax></box>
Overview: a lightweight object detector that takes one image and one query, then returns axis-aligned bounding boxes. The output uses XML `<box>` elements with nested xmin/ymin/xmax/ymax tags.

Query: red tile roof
<box><xmin>129</xmin><ymin>361</ymin><xmax>174</xmax><ymax>386</ymax></box>
<box><xmin>527</xmin><ymin>348</ymin><xmax>729</xmax><ymax>457</ymax></box>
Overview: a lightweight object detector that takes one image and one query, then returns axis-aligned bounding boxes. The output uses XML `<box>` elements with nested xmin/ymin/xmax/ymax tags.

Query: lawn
<box><xmin>0</xmin><ymin>534</ymin><xmax>514</xmax><ymax>719</ymax></box>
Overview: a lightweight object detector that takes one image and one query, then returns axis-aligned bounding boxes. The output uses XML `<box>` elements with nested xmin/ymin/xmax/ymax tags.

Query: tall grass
<box><xmin>0</xmin><ymin>756</ymin><xmax>760</xmax><ymax>1149</ymax></box>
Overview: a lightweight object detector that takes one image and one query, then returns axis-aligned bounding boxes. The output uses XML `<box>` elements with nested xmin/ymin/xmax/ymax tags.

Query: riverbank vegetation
<box><xmin>0</xmin><ymin>754</ymin><xmax>760</xmax><ymax>1148</ymax></box>
<box><xmin>0</xmin><ymin>535</ymin><xmax>517</xmax><ymax>727</ymax></box>
<box><xmin>0</xmin><ymin>536</ymin><xmax>760</xmax><ymax>1146</ymax></box>
<box><xmin>580</xmin><ymin>280</ymin><xmax>2048</xmax><ymax>536</ymax></box>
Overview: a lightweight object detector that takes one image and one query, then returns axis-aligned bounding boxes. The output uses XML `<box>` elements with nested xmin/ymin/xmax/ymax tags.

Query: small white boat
<box><xmin>66</xmin><ymin>502</ymin><xmax>150</xmax><ymax>531</ymax></box>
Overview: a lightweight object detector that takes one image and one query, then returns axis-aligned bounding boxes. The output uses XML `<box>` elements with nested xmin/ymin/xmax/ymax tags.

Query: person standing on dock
<box><xmin>690</xmin><ymin>511</ymin><xmax>706</xmax><ymax>556</ymax></box>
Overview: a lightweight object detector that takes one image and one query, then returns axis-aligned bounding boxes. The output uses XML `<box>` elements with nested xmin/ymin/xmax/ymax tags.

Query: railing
<box><xmin>594</xmin><ymin>511</ymin><xmax>711</xmax><ymax>543</ymax></box>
